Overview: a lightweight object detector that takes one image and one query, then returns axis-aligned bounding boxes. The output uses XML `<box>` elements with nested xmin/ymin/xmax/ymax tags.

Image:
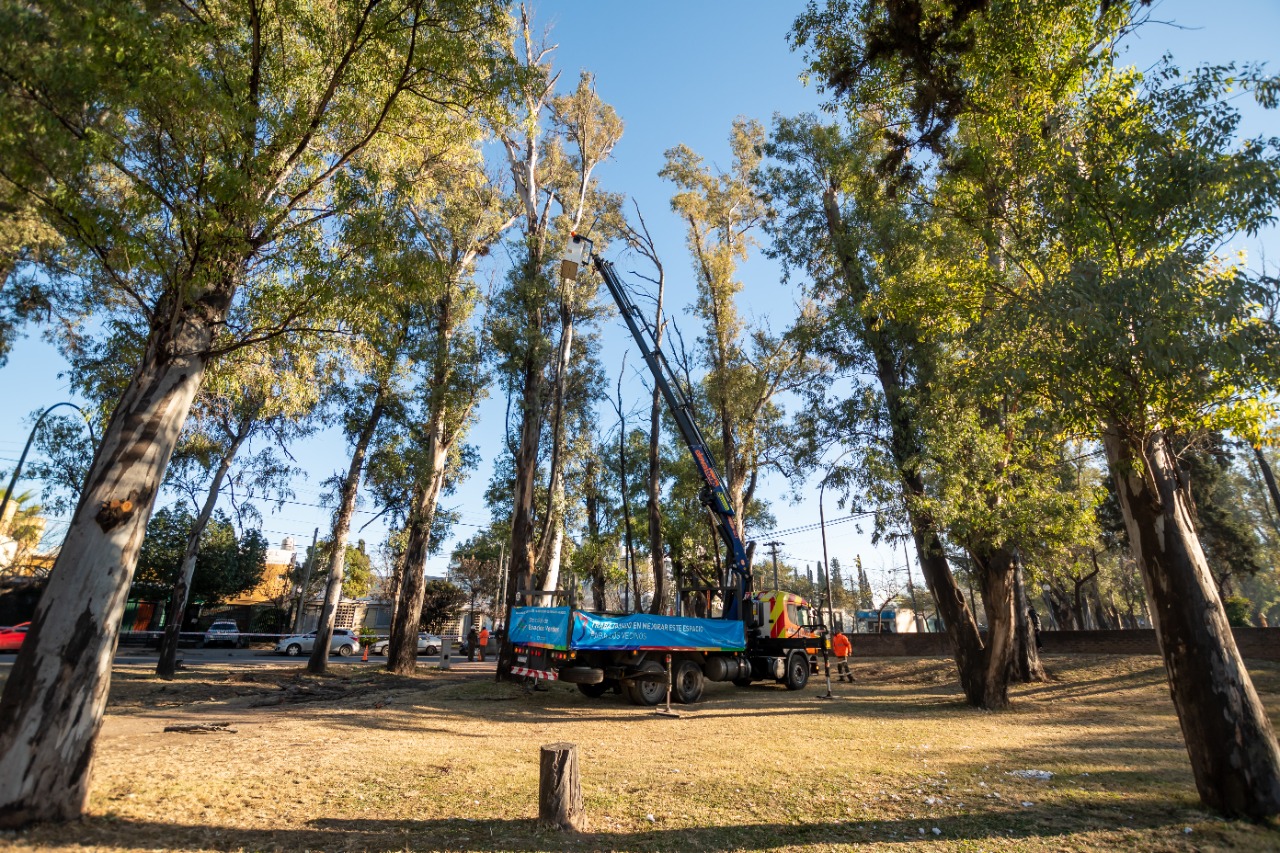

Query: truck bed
<box><xmin>509</xmin><ymin>606</ymin><xmax>745</xmax><ymax>652</ymax></box>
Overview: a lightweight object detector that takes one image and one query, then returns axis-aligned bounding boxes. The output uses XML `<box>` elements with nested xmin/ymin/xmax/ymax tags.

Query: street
<box><xmin>0</xmin><ymin>645</ymin><xmax>499</xmax><ymax>673</ymax></box>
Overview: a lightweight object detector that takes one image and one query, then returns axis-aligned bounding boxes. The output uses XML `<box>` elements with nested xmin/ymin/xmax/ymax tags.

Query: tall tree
<box><xmin>764</xmin><ymin>113</ymin><xmax>991</xmax><ymax>706</ymax></box>
<box><xmin>381</xmin><ymin>159</ymin><xmax>506</xmax><ymax>676</ymax></box>
<box><xmin>0</xmin><ymin>0</ymin><xmax>510</xmax><ymax>825</ymax></box>
<box><xmin>661</xmin><ymin>119</ymin><xmax>810</xmax><ymax>548</ymax></box>
<box><xmin>491</xmin><ymin>8</ymin><xmax>622</xmax><ymax>676</ymax></box>
<box><xmin>156</xmin><ymin>342</ymin><xmax>319</xmax><ymax>678</ymax></box>
<box><xmin>1010</xmin><ymin>61</ymin><xmax>1280</xmax><ymax>815</ymax></box>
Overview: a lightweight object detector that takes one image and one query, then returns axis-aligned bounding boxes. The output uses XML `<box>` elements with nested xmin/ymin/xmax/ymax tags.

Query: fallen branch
<box><xmin>163</xmin><ymin>722</ymin><xmax>237</xmax><ymax>734</ymax></box>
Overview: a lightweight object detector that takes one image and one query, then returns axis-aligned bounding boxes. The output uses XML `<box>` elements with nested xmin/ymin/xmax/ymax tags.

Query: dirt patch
<box><xmin>1</xmin><ymin>655</ymin><xmax>1277</xmax><ymax>852</ymax></box>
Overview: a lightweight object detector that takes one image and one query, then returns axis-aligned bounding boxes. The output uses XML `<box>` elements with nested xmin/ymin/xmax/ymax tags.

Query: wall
<box><xmin>847</xmin><ymin>627</ymin><xmax>1280</xmax><ymax>662</ymax></box>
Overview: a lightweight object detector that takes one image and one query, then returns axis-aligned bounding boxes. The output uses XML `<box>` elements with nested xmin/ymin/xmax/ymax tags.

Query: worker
<box><xmin>466</xmin><ymin>626</ymin><xmax>478</xmax><ymax>662</ymax></box>
<box><xmin>477</xmin><ymin>625</ymin><xmax>491</xmax><ymax>662</ymax></box>
<box><xmin>832</xmin><ymin>631</ymin><xmax>853</xmax><ymax>683</ymax></box>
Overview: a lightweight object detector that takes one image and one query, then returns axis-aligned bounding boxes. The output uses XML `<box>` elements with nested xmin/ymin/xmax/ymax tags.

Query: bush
<box><xmin>252</xmin><ymin>607</ymin><xmax>289</xmax><ymax>634</ymax></box>
<box><xmin>1223</xmin><ymin>596</ymin><xmax>1253</xmax><ymax>628</ymax></box>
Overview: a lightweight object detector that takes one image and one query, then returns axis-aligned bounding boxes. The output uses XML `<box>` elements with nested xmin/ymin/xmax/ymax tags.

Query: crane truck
<box><xmin>506</xmin><ymin>234</ymin><xmax>828</xmax><ymax>706</ymax></box>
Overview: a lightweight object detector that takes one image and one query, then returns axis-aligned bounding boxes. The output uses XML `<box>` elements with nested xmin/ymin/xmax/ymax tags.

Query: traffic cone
<box><xmin>362</xmin><ymin>644</ymin><xmax>369</xmax><ymax>663</ymax></box>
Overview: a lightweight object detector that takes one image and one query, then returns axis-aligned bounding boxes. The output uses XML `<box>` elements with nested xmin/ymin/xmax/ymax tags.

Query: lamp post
<box><xmin>0</xmin><ymin>402</ymin><xmax>97</xmax><ymax>529</ymax></box>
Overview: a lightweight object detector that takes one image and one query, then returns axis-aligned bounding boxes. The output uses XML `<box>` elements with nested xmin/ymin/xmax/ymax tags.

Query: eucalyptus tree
<box><xmin>359</xmin><ymin>159</ymin><xmax>510</xmax><ymax>677</ymax></box>
<box><xmin>763</xmin><ymin>113</ymin><xmax>992</xmax><ymax>704</ymax></box>
<box><xmin>0</xmin><ymin>0</ymin><xmax>511</xmax><ymax>825</ymax></box>
<box><xmin>155</xmin><ymin>340</ymin><xmax>321</xmax><ymax>679</ymax></box>
<box><xmin>660</xmin><ymin>120</ymin><xmax>812</xmax><ymax>553</ymax></box>
<box><xmin>621</xmin><ymin>204</ymin><xmax>671</xmax><ymax>612</ymax></box>
<box><xmin>795</xmin><ymin>0</ymin><xmax>1280</xmax><ymax>815</ymax></box>
<box><xmin>490</xmin><ymin>8</ymin><xmax>623</xmax><ymax>659</ymax></box>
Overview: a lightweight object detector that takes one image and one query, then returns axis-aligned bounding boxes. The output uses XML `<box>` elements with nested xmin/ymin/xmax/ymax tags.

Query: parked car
<box><xmin>0</xmin><ymin>622</ymin><xmax>30</xmax><ymax>652</ymax></box>
<box><xmin>369</xmin><ymin>633</ymin><xmax>441</xmax><ymax>656</ymax></box>
<box><xmin>203</xmin><ymin>620</ymin><xmax>241</xmax><ymax>648</ymax></box>
<box><xmin>274</xmin><ymin>628</ymin><xmax>361</xmax><ymax>657</ymax></box>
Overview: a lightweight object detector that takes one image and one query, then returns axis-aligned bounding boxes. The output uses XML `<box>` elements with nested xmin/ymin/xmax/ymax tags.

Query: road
<box><xmin>0</xmin><ymin>645</ymin><xmax>495</xmax><ymax>673</ymax></box>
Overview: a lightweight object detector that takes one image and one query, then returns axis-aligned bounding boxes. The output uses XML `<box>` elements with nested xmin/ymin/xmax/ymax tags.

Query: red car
<box><xmin>0</xmin><ymin>622</ymin><xmax>30</xmax><ymax>652</ymax></box>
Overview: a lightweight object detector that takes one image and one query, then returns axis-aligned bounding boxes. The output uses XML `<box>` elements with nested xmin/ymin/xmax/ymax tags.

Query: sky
<box><xmin>0</xmin><ymin>0</ymin><xmax>1277</xmax><ymax>601</ymax></box>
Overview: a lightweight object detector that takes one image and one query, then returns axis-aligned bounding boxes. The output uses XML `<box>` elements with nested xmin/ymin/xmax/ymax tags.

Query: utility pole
<box><xmin>293</xmin><ymin>527</ymin><xmax>319</xmax><ymax>633</ymax></box>
<box><xmin>496</xmin><ymin>541</ymin><xmax>506</xmax><ymax>631</ymax></box>
<box><xmin>902</xmin><ymin>535</ymin><xmax>928</xmax><ymax>632</ymax></box>
<box><xmin>766</xmin><ymin>541</ymin><xmax>783</xmax><ymax>590</ymax></box>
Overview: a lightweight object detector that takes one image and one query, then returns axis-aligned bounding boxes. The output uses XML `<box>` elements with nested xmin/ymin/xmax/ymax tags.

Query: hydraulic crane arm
<box><xmin>561</xmin><ymin>233</ymin><xmax>752</xmax><ymax>621</ymax></box>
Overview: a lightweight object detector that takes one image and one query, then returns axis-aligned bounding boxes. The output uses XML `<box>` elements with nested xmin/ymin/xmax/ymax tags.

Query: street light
<box><xmin>818</xmin><ymin>448</ymin><xmax>856</xmax><ymax>638</ymax></box>
<box><xmin>0</xmin><ymin>402</ymin><xmax>97</xmax><ymax>528</ymax></box>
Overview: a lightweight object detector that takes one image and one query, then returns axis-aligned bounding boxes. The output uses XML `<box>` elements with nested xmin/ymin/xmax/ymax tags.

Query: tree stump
<box><xmin>539</xmin><ymin>742</ymin><xmax>586</xmax><ymax>831</ymax></box>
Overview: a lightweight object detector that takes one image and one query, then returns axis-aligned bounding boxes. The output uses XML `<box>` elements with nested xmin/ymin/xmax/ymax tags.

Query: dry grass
<box><xmin>2</xmin><ymin>654</ymin><xmax>1279</xmax><ymax>852</ymax></box>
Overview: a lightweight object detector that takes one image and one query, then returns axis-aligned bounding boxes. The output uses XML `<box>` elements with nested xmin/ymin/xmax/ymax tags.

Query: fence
<box><xmin>848</xmin><ymin>627</ymin><xmax>1280</xmax><ymax>662</ymax></box>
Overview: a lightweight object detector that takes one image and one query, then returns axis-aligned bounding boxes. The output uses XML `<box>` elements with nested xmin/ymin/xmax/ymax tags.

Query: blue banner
<box><xmin>509</xmin><ymin>607</ymin><xmax>571</xmax><ymax>650</ymax></box>
<box><xmin>569</xmin><ymin>611</ymin><xmax>745</xmax><ymax>651</ymax></box>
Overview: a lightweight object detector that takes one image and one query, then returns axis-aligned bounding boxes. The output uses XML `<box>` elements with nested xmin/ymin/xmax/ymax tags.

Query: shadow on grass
<box><xmin>18</xmin><ymin>808</ymin><xmax>1199</xmax><ymax>852</ymax></box>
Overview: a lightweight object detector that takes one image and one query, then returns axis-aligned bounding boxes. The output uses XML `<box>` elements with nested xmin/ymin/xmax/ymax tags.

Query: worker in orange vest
<box><xmin>832</xmin><ymin>631</ymin><xmax>853</xmax><ymax>683</ymax></box>
<box><xmin>477</xmin><ymin>626</ymin><xmax>490</xmax><ymax>662</ymax></box>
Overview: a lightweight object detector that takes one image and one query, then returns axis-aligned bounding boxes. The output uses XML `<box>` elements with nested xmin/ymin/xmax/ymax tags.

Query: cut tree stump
<box><xmin>539</xmin><ymin>742</ymin><xmax>586</xmax><ymax>831</ymax></box>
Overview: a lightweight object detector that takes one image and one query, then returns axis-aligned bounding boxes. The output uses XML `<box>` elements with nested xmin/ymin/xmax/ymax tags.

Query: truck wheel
<box><xmin>784</xmin><ymin>652</ymin><xmax>809</xmax><ymax>691</ymax></box>
<box><xmin>673</xmin><ymin>660</ymin><xmax>705</xmax><ymax>704</ymax></box>
<box><xmin>577</xmin><ymin>682</ymin><xmax>610</xmax><ymax>698</ymax></box>
<box><xmin>625</xmin><ymin>661</ymin><xmax>666</xmax><ymax>707</ymax></box>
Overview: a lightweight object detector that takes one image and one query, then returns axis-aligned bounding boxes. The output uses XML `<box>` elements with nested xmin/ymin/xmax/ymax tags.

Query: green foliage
<box><xmin>419</xmin><ymin>579</ymin><xmax>467</xmax><ymax>634</ymax></box>
<box><xmin>303</xmin><ymin>539</ymin><xmax>374</xmax><ymax>600</ymax></box>
<box><xmin>252</xmin><ymin>608</ymin><xmax>288</xmax><ymax>634</ymax></box>
<box><xmin>133</xmin><ymin>506</ymin><xmax>266</xmax><ymax>605</ymax></box>
<box><xmin>1223</xmin><ymin>596</ymin><xmax>1253</xmax><ymax>628</ymax></box>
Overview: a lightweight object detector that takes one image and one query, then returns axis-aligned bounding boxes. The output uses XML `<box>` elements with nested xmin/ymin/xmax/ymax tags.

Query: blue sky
<box><xmin>1</xmin><ymin>0</ymin><xmax>1276</xmax><ymax>597</ymax></box>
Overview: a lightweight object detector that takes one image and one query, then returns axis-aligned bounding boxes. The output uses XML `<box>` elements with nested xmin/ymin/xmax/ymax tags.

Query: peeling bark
<box><xmin>0</xmin><ymin>299</ymin><xmax>221</xmax><ymax>826</ymax></box>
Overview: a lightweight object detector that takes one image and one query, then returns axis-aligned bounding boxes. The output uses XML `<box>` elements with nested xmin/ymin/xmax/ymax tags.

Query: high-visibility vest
<box><xmin>832</xmin><ymin>633</ymin><xmax>852</xmax><ymax>657</ymax></box>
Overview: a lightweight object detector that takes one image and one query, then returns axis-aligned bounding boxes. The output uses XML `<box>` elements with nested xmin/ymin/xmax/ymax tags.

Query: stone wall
<box><xmin>847</xmin><ymin>627</ymin><xmax>1280</xmax><ymax>662</ymax></box>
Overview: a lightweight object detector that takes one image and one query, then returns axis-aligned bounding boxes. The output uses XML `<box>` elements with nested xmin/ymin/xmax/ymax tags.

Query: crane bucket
<box><xmin>559</xmin><ymin>233</ymin><xmax>592</xmax><ymax>283</ymax></box>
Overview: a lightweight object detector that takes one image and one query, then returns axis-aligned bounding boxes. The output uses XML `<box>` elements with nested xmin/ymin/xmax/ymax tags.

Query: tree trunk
<box><xmin>972</xmin><ymin>545</ymin><xmax>1016</xmax><ymax>710</ymax></box>
<box><xmin>1009</xmin><ymin>555</ymin><xmax>1045</xmax><ymax>683</ymax></box>
<box><xmin>538</xmin><ymin>742</ymin><xmax>586</xmax><ymax>831</ymax></box>
<box><xmin>821</xmin><ymin>185</ymin><xmax>988</xmax><ymax>708</ymax></box>
<box><xmin>584</xmin><ymin>455</ymin><xmax>606</xmax><ymax>611</ymax></box>
<box><xmin>1253</xmin><ymin>445</ymin><xmax>1280</xmax><ymax>530</ymax></box>
<box><xmin>501</xmin><ymin>341</ymin><xmax>545</xmax><ymax>680</ymax></box>
<box><xmin>619</xmin><ymin>413</ymin><xmax>638</xmax><ymax>612</ymax></box>
<box><xmin>646</xmin><ymin>275</ymin><xmax>666</xmax><ymax>614</ymax></box>
<box><xmin>308</xmin><ymin>387</ymin><xmax>388</xmax><ymax>674</ymax></box>
<box><xmin>1103</xmin><ymin>425</ymin><xmax>1280</xmax><ymax>818</ymax></box>
<box><xmin>540</xmin><ymin>517</ymin><xmax>565</xmax><ymax>604</ymax></box>
<box><xmin>535</xmin><ymin>307</ymin><xmax>575</xmax><ymax>581</ymax></box>
<box><xmin>156</xmin><ymin>419</ymin><xmax>250</xmax><ymax>679</ymax></box>
<box><xmin>387</xmin><ymin>435</ymin><xmax>449</xmax><ymax>676</ymax></box>
<box><xmin>0</xmin><ymin>303</ymin><xmax>218</xmax><ymax>826</ymax></box>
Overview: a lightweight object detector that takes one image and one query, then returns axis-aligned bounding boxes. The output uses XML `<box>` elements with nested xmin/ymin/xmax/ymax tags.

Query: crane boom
<box><xmin>562</xmin><ymin>233</ymin><xmax>752</xmax><ymax>621</ymax></box>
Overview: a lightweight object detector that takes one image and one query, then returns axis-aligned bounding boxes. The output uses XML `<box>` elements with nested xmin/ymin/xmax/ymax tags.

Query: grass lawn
<box><xmin>1</xmin><ymin>654</ymin><xmax>1278</xmax><ymax>851</ymax></box>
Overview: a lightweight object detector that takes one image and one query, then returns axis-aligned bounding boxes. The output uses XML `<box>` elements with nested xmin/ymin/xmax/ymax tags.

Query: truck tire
<box><xmin>673</xmin><ymin>660</ymin><xmax>705</xmax><ymax>704</ymax></box>
<box><xmin>560</xmin><ymin>666</ymin><xmax>605</xmax><ymax>685</ymax></box>
<box><xmin>577</xmin><ymin>682</ymin><xmax>610</xmax><ymax>698</ymax></box>
<box><xmin>783</xmin><ymin>651</ymin><xmax>809</xmax><ymax>691</ymax></box>
<box><xmin>624</xmin><ymin>660</ymin><xmax>666</xmax><ymax>706</ymax></box>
